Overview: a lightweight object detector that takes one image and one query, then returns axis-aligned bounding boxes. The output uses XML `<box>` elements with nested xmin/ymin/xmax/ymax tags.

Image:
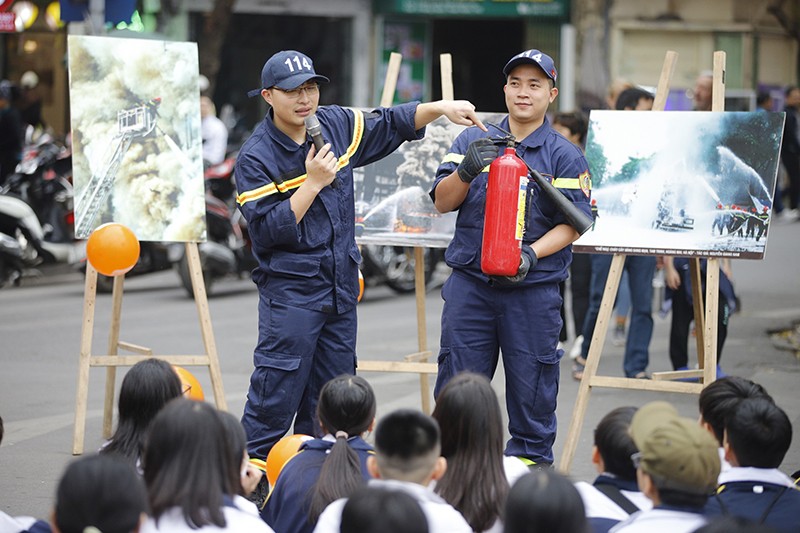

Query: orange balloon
<box><xmin>86</xmin><ymin>223</ymin><xmax>140</xmax><ymax>277</ymax></box>
<box><xmin>357</xmin><ymin>270</ymin><xmax>365</xmax><ymax>303</ymax></box>
<box><xmin>266</xmin><ymin>434</ymin><xmax>312</xmax><ymax>486</ymax></box>
<box><xmin>172</xmin><ymin>365</ymin><xmax>205</xmax><ymax>401</ymax></box>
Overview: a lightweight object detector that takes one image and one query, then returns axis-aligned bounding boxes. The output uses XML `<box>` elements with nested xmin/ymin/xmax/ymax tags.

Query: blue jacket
<box><xmin>236</xmin><ymin>104</ymin><xmax>424</xmax><ymax>313</ymax></box>
<box><xmin>431</xmin><ymin>116</ymin><xmax>591</xmax><ymax>286</ymax></box>
<box><xmin>705</xmin><ymin>480</ymin><xmax>800</xmax><ymax>532</ymax></box>
<box><xmin>261</xmin><ymin>437</ymin><xmax>374</xmax><ymax>533</ymax></box>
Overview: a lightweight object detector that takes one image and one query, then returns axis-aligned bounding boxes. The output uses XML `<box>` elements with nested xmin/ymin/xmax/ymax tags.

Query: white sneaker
<box><xmin>569</xmin><ymin>335</ymin><xmax>583</xmax><ymax>360</ymax></box>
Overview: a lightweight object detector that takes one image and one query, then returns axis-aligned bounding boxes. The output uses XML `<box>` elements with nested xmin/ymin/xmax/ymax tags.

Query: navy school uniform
<box><xmin>235</xmin><ymin>103</ymin><xmax>424</xmax><ymax>460</ymax></box>
<box><xmin>260</xmin><ymin>437</ymin><xmax>374</xmax><ymax>533</ymax></box>
<box><xmin>430</xmin><ymin>116</ymin><xmax>591</xmax><ymax>464</ymax></box>
<box><xmin>705</xmin><ymin>479</ymin><xmax>800</xmax><ymax>533</ymax></box>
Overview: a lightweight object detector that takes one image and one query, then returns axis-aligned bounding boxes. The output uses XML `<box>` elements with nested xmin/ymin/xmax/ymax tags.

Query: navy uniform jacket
<box><xmin>430</xmin><ymin>116</ymin><xmax>591</xmax><ymax>286</ymax></box>
<box><xmin>705</xmin><ymin>480</ymin><xmax>800</xmax><ymax>532</ymax></box>
<box><xmin>236</xmin><ymin>103</ymin><xmax>424</xmax><ymax>314</ymax></box>
<box><xmin>261</xmin><ymin>437</ymin><xmax>374</xmax><ymax>533</ymax></box>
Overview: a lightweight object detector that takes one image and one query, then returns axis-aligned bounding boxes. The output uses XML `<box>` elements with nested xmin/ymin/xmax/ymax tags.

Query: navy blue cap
<box><xmin>248</xmin><ymin>50</ymin><xmax>330</xmax><ymax>97</ymax></box>
<box><xmin>503</xmin><ymin>49</ymin><xmax>558</xmax><ymax>83</ymax></box>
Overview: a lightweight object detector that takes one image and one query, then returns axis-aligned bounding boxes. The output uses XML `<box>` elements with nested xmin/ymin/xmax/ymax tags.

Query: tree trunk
<box><xmin>198</xmin><ymin>0</ymin><xmax>237</xmax><ymax>96</ymax></box>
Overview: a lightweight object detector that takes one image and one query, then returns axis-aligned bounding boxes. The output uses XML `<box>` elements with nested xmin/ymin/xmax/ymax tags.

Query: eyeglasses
<box><xmin>273</xmin><ymin>83</ymin><xmax>319</xmax><ymax>100</ymax></box>
<box><xmin>631</xmin><ymin>451</ymin><xmax>643</xmax><ymax>470</ymax></box>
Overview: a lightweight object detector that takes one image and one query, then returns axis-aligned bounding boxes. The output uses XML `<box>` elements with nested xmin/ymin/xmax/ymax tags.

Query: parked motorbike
<box><xmin>0</xmin><ymin>191</ymin><xmax>76</xmax><ymax>287</ymax></box>
<box><xmin>360</xmin><ymin>244</ymin><xmax>443</xmax><ymax>294</ymax></box>
<box><xmin>176</xmin><ymin>153</ymin><xmax>256</xmax><ymax>297</ymax></box>
<box><xmin>5</xmin><ymin>130</ymin><xmax>75</xmax><ymax>246</ymax></box>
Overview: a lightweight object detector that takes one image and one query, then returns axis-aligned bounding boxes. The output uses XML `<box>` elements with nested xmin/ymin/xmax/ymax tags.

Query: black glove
<box><xmin>457</xmin><ymin>138</ymin><xmax>499</xmax><ymax>183</ymax></box>
<box><xmin>490</xmin><ymin>246</ymin><xmax>538</xmax><ymax>287</ymax></box>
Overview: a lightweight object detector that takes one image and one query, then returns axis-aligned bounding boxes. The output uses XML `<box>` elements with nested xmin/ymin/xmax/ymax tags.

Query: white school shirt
<box><xmin>140</xmin><ymin>495</ymin><xmax>274</xmax><ymax>533</ymax></box>
<box><xmin>312</xmin><ymin>478</ymin><xmax>472</xmax><ymax>533</ymax></box>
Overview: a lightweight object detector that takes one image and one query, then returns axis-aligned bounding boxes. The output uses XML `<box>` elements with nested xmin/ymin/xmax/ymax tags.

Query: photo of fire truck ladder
<box><xmin>74</xmin><ymin>101</ymin><xmax>160</xmax><ymax>238</ymax></box>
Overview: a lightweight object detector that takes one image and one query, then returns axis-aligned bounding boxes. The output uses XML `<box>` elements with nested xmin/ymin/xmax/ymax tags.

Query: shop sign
<box><xmin>374</xmin><ymin>0</ymin><xmax>568</xmax><ymax>18</ymax></box>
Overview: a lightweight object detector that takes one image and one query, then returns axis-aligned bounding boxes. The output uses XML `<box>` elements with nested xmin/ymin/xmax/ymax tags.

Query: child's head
<box><xmin>52</xmin><ymin>454</ymin><xmax>148</xmax><ymax>533</ymax></box>
<box><xmin>593</xmin><ymin>406</ymin><xmax>638</xmax><ymax>481</ymax></box>
<box><xmin>120</xmin><ymin>359</ymin><xmax>183</xmax><ymax>426</ymax></box>
<box><xmin>371</xmin><ymin>409</ymin><xmax>443</xmax><ymax>484</ymax></box>
<box><xmin>340</xmin><ymin>486</ymin><xmax>428</xmax><ymax>533</ymax></box>
<box><xmin>308</xmin><ymin>375</ymin><xmax>377</xmax><ymax>523</ymax></box>
<box><xmin>431</xmin><ymin>372</ymin><xmax>508</xmax><ymax>532</ymax></box>
<box><xmin>698</xmin><ymin>376</ymin><xmax>772</xmax><ymax>445</ymax></box>
<box><xmin>217</xmin><ymin>410</ymin><xmax>249</xmax><ymax>496</ymax></box>
<box><xmin>102</xmin><ymin>358</ymin><xmax>183</xmax><ymax>464</ymax></box>
<box><xmin>724</xmin><ymin>397</ymin><xmax>791</xmax><ymax>469</ymax></box>
<box><xmin>433</xmin><ymin>372</ymin><xmax>504</xmax><ymax>461</ymax></box>
<box><xmin>143</xmin><ymin>399</ymin><xmax>237</xmax><ymax>528</ymax></box>
<box><xmin>505</xmin><ymin>470</ymin><xmax>587</xmax><ymax>533</ymax></box>
<box><xmin>317</xmin><ymin>374</ymin><xmax>376</xmax><ymax>437</ymax></box>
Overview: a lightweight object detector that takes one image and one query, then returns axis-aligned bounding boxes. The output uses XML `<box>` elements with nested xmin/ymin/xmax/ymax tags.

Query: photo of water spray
<box><xmin>574</xmin><ymin>110</ymin><xmax>785</xmax><ymax>259</ymax></box>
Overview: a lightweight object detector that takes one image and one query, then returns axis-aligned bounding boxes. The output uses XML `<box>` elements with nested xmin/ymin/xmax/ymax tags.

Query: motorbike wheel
<box><xmin>373</xmin><ymin>246</ymin><xmax>438</xmax><ymax>294</ymax></box>
<box><xmin>177</xmin><ymin>253</ymin><xmax>214</xmax><ymax>297</ymax></box>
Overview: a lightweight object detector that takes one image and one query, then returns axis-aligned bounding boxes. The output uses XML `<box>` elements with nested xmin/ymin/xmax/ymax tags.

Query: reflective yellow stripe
<box><xmin>552</xmin><ymin>177</ymin><xmax>582</xmax><ymax>189</ymax></box>
<box><xmin>337</xmin><ymin>108</ymin><xmax>364</xmax><ymax>171</ymax></box>
<box><xmin>442</xmin><ymin>153</ymin><xmax>464</xmax><ymax>164</ymax></box>
<box><xmin>249</xmin><ymin>457</ymin><xmax>267</xmax><ymax>473</ymax></box>
<box><xmin>237</xmin><ymin>109</ymin><xmax>365</xmax><ymax>206</ymax></box>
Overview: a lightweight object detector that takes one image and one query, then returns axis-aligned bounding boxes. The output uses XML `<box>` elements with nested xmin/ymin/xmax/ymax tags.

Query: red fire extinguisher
<box><xmin>481</xmin><ymin>144</ymin><xmax>529</xmax><ymax>276</ymax></box>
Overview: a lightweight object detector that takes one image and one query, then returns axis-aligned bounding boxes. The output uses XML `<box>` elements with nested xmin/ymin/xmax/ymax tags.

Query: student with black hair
<box><xmin>611</xmin><ymin>401</ymin><xmax>720</xmax><ymax>533</ymax></box>
<box><xmin>51</xmin><ymin>454</ymin><xmax>148</xmax><ymax>533</ymax></box>
<box><xmin>99</xmin><ymin>358</ymin><xmax>183</xmax><ymax>472</ymax></box>
<box><xmin>218</xmin><ymin>410</ymin><xmax>264</xmax><ymax>500</ymax></box>
<box><xmin>140</xmin><ymin>399</ymin><xmax>273</xmax><ymax>532</ymax></box>
<box><xmin>574</xmin><ymin>407</ymin><xmax>652</xmax><ymax>533</ymax></box>
<box><xmin>505</xmin><ymin>470</ymin><xmax>589</xmax><ymax>533</ymax></box>
<box><xmin>261</xmin><ymin>375</ymin><xmax>376</xmax><ymax>533</ymax></box>
<box><xmin>704</xmin><ymin>398</ymin><xmax>800</xmax><ymax>532</ymax></box>
<box><xmin>697</xmin><ymin>376</ymin><xmax>773</xmax><ymax>474</ymax></box>
<box><xmin>431</xmin><ymin>372</ymin><xmax>527</xmax><ymax>532</ymax></box>
<box><xmin>313</xmin><ymin>409</ymin><xmax>470</xmax><ymax>533</ymax></box>
<box><xmin>340</xmin><ymin>486</ymin><xmax>428</xmax><ymax>533</ymax></box>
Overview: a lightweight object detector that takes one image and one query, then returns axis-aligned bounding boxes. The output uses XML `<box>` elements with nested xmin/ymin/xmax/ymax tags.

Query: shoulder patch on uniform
<box><xmin>579</xmin><ymin>170</ymin><xmax>591</xmax><ymax>198</ymax></box>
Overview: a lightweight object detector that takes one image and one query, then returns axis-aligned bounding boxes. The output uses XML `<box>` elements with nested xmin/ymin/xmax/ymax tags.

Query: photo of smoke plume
<box><xmin>574</xmin><ymin>111</ymin><xmax>785</xmax><ymax>259</ymax></box>
<box><xmin>68</xmin><ymin>35</ymin><xmax>205</xmax><ymax>242</ymax></box>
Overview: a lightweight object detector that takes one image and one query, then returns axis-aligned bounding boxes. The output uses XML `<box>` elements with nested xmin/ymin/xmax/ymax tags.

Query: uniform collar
<box><xmin>501</xmin><ymin>115</ymin><xmax>552</xmax><ymax>150</ymax></box>
<box><xmin>594</xmin><ymin>473</ymin><xmax>640</xmax><ymax>492</ymax></box>
<box><xmin>718</xmin><ymin>466</ymin><xmax>796</xmax><ymax>488</ymax></box>
<box><xmin>264</xmin><ymin>109</ymin><xmax>306</xmax><ymax>152</ymax></box>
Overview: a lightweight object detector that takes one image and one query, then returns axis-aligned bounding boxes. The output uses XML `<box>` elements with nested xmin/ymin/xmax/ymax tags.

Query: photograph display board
<box><xmin>68</xmin><ymin>35</ymin><xmax>206</xmax><ymax>242</ymax></box>
<box><xmin>354</xmin><ymin>112</ymin><xmax>504</xmax><ymax>247</ymax></box>
<box><xmin>574</xmin><ymin>111</ymin><xmax>785</xmax><ymax>259</ymax></box>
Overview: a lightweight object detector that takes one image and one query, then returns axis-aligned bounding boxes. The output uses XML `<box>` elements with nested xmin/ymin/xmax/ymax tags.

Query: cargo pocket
<box><xmin>254</xmin><ymin>352</ymin><xmax>302</xmax><ymax>418</ymax></box>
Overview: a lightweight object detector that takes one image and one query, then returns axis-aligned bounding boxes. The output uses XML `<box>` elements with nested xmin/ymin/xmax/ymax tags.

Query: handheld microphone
<box><xmin>304</xmin><ymin>114</ymin><xmax>338</xmax><ymax>188</ymax></box>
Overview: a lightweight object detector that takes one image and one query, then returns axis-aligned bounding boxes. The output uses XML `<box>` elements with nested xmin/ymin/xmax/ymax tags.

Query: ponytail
<box><xmin>307</xmin><ymin>376</ymin><xmax>376</xmax><ymax>524</ymax></box>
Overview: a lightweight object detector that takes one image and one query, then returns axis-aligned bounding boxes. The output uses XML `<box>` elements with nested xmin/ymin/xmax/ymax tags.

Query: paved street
<box><xmin>1</xmin><ymin>218</ymin><xmax>799</xmax><ymax>519</ymax></box>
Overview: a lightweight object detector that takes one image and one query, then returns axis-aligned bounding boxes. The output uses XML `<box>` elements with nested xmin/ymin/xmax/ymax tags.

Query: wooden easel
<box><xmin>72</xmin><ymin>241</ymin><xmax>226</xmax><ymax>454</ymax></box>
<box><xmin>356</xmin><ymin>52</ymin><xmax>458</xmax><ymax>414</ymax></box>
<box><xmin>559</xmin><ymin>51</ymin><xmax>727</xmax><ymax>472</ymax></box>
